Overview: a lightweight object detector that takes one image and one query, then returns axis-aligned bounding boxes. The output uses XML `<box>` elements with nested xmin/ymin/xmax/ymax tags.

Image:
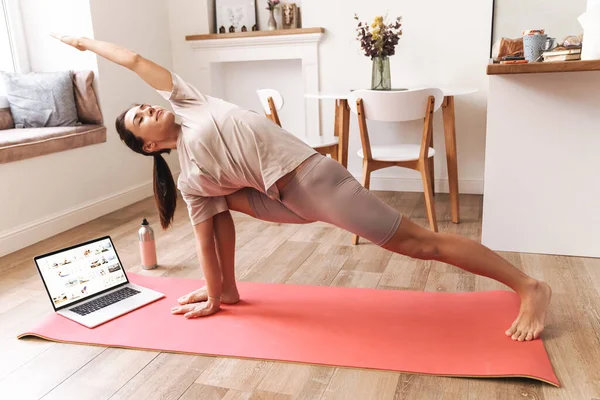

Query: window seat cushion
<box><xmin>0</xmin><ymin>124</ymin><xmax>107</xmax><ymax>163</ymax></box>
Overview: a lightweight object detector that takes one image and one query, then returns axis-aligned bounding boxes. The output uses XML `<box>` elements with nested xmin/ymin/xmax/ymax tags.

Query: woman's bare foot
<box><xmin>177</xmin><ymin>285</ymin><xmax>240</xmax><ymax>305</ymax></box>
<box><xmin>505</xmin><ymin>280</ymin><xmax>552</xmax><ymax>341</ymax></box>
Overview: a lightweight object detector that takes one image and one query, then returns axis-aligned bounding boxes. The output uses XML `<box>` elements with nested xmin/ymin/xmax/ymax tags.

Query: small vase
<box><xmin>371</xmin><ymin>55</ymin><xmax>391</xmax><ymax>90</ymax></box>
<box><xmin>267</xmin><ymin>9</ymin><xmax>277</xmax><ymax>30</ymax></box>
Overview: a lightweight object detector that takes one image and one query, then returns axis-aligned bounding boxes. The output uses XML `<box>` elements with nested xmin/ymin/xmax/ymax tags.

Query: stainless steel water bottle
<box><xmin>138</xmin><ymin>218</ymin><xmax>158</xmax><ymax>270</ymax></box>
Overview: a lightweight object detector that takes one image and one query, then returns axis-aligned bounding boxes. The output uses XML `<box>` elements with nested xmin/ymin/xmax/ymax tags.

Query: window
<box><xmin>0</xmin><ymin>0</ymin><xmax>15</xmax><ymax>72</ymax></box>
<box><xmin>0</xmin><ymin>0</ymin><xmax>28</xmax><ymax>75</ymax></box>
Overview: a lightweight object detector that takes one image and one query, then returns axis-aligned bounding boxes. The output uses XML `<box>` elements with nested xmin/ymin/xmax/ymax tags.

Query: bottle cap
<box><xmin>142</xmin><ymin>218</ymin><xmax>149</xmax><ymax>226</ymax></box>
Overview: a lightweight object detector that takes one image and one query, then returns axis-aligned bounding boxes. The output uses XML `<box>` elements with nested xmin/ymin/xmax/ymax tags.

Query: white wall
<box><xmin>169</xmin><ymin>0</ymin><xmax>492</xmax><ymax>194</ymax></box>
<box><xmin>167</xmin><ymin>0</ymin><xmax>211</xmax><ymax>92</ymax></box>
<box><xmin>0</xmin><ymin>0</ymin><xmax>177</xmax><ymax>257</ymax></box>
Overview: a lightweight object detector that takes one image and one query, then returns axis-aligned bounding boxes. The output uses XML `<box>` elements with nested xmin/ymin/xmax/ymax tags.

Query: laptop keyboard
<box><xmin>70</xmin><ymin>287</ymin><xmax>141</xmax><ymax>316</ymax></box>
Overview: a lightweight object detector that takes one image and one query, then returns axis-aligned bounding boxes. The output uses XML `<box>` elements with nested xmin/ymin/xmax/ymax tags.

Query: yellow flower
<box><xmin>372</xmin><ymin>16</ymin><xmax>383</xmax><ymax>28</ymax></box>
<box><xmin>372</xmin><ymin>27</ymin><xmax>381</xmax><ymax>40</ymax></box>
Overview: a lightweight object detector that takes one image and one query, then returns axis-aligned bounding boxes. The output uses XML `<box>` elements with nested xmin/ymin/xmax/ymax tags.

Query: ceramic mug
<box><xmin>523</xmin><ymin>34</ymin><xmax>547</xmax><ymax>62</ymax></box>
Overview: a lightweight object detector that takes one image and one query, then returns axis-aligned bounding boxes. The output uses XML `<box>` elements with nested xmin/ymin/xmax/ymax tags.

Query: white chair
<box><xmin>256</xmin><ymin>89</ymin><xmax>342</xmax><ymax>165</ymax></box>
<box><xmin>348</xmin><ymin>88</ymin><xmax>444</xmax><ymax>243</ymax></box>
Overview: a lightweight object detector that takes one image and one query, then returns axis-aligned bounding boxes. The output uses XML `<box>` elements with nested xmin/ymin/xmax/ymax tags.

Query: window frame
<box><xmin>2</xmin><ymin>0</ymin><xmax>30</xmax><ymax>73</ymax></box>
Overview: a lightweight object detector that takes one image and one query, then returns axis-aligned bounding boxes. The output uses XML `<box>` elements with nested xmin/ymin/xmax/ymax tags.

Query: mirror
<box><xmin>490</xmin><ymin>0</ymin><xmax>587</xmax><ymax>57</ymax></box>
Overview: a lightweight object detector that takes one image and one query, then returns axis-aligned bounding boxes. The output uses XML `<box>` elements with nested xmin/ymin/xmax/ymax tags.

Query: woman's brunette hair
<box><xmin>115</xmin><ymin>108</ymin><xmax>176</xmax><ymax>229</ymax></box>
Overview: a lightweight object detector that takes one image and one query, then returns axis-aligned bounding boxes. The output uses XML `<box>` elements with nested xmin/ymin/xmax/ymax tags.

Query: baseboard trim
<box><xmin>362</xmin><ymin>176</ymin><xmax>484</xmax><ymax>195</ymax></box>
<box><xmin>0</xmin><ymin>173</ymin><xmax>179</xmax><ymax>258</ymax></box>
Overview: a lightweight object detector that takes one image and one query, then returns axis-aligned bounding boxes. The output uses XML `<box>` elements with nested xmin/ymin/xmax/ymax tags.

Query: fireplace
<box><xmin>186</xmin><ymin>28</ymin><xmax>325</xmax><ymax>142</ymax></box>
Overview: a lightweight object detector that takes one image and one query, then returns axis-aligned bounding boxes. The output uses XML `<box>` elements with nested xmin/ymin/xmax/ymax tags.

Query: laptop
<box><xmin>34</xmin><ymin>235</ymin><xmax>165</xmax><ymax>328</ymax></box>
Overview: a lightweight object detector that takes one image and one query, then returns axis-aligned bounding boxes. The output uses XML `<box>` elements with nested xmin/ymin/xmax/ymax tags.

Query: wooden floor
<box><xmin>1</xmin><ymin>191</ymin><xmax>599</xmax><ymax>400</ymax></box>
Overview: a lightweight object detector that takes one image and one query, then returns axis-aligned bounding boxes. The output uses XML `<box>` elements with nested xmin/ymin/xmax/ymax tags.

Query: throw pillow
<box><xmin>1</xmin><ymin>71</ymin><xmax>79</xmax><ymax>128</ymax></box>
<box><xmin>71</xmin><ymin>70</ymin><xmax>103</xmax><ymax>124</ymax></box>
<box><xmin>0</xmin><ymin>96</ymin><xmax>14</xmax><ymax>130</ymax></box>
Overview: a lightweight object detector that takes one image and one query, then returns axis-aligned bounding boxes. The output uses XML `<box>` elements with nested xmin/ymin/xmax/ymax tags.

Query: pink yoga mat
<box><xmin>18</xmin><ymin>273</ymin><xmax>559</xmax><ymax>386</ymax></box>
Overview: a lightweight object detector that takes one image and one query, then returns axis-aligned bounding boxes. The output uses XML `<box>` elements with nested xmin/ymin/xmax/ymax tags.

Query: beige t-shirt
<box><xmin>157</xmin><ymin>71</ymin><xmax>317</xmax><ymax>225</ymax></box>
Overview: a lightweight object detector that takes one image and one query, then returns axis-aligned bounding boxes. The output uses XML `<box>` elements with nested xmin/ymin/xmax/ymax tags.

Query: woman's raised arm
<box><xmin>51</xmin><ymin>34</ymin><xmax>173</xmax><ymax>92</ymax></box>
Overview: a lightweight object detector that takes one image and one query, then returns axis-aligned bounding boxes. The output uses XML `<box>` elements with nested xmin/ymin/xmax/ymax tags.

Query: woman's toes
<box><xmin>517</xmin><ymin>331</ymin><xmax>527</xmax><ymax>341</ymax></box>
<box><xmin>505</xmin><ymin>323</ymin><xmax>517</xmax><ymax>337</ymax></box>
<box><xmin>525</xmin><ymin>331</ymin><xmax>534</xmax><ymax>341</ymax></box>
<box><xmin>511</xmin><ymin>331</ymin><xmax>520</xmax><ymax>341</ymax></box>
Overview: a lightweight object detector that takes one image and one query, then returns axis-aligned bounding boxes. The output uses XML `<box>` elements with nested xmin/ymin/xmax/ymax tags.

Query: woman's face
<box><xmin>124</xmin><ymin>104</ymin><xmax>175</xmax><ymax>150</ymax></box>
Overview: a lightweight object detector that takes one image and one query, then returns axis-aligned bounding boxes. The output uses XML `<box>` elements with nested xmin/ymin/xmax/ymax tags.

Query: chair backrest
<box><xmin>347</xmin><ymin>88</ymin><xmax>444</xmax><ymax>122</ymax></box>
<box><xmin>256</xmin><ymin>89</ymin><xmax>284</xmax><ymax>114</ymax></box>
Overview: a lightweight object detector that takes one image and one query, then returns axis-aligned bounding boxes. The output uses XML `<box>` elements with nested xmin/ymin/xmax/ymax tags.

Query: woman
<box><xmin>53</xmin><ymin>34</ymin><xmax>551</xmax><ymax>342</ymax></box>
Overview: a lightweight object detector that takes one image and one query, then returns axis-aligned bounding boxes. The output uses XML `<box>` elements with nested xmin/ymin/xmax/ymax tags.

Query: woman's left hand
<box><xmin>50</xmin><ymin>33</ymin><xmax>86</xmax><ymax>51</ymax></box>
<box><xmin>171</xmin><ymin>298</ymin><xmax>221</xmax><ymax>318</ymax></box>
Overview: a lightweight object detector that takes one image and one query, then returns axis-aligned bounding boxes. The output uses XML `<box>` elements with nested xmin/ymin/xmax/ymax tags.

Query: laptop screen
<box><xmin>34</xmin><ymin>237</ymin><xmax>128</xmax><ymax>309</ymax></box>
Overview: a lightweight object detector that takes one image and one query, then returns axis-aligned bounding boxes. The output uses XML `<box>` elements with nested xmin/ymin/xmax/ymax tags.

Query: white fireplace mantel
<box><xmin>186</xmin><ymin>28</ymin><xmax>325</xmax><ymax>140</ymax></box>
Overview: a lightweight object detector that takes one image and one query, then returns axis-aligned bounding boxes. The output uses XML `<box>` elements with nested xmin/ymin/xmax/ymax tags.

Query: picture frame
<box><xmin>216</xmin><ymin>0</ymin><xmax>258</xmax><ymax>34</ymax></box>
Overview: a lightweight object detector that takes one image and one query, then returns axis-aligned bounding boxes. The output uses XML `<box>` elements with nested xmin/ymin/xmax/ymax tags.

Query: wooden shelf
<box><xmin>487</xmin><ymin>59</ymin><xmax>600</xmax><ymax>75</ymax></box>
<box><xmin>186</xmin><ymin>27</ymin><xmax>324</xmax><ymax>41</ymax></box>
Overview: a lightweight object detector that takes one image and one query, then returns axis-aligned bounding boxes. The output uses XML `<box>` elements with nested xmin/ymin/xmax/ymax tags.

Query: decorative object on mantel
<box><xmin>578</xmin><ymin>3</ymin><xmax>600</xmax><ymax>60</ymax></box>
<box><xmin>522</xmin><ymin>29</ymin><xmax>547</xmax><ymax>62</ymax></box>
<box><xmin>282</xmin><ymin>3</ymin><xmax>299</xmax><ymax>29</ymax></box>
<box><xmin>542</xmin><ymin>48</ymin><xmax>581</xmax><ymax>62</ymax></box>
<box><xmin>492</xmin><ymin>37</ymin><xmax>524</xmax><ymax>62</ymax></box>
<box><xmin>354</xmin><ymin>13</ymin><xmax>402</xmax><ymax>90</ymax></box>
<box><xmin>216</xmin><ymin>0</ymin><xmax>258</xmax><ymax>34</ymax></box>
<box><xmin>542</xmin><ymin>36</ymin><xmax>582</xmax><ymax>62</ymax></box>
<box><xmin>266</xmin><ymin>0</ymin><xmax>281</xmax><ymax>30</ymax></box>
<box><xmin>492</xmin><ymin>34</ymin><xmax>583</xmax><ymax>64</ymax></box>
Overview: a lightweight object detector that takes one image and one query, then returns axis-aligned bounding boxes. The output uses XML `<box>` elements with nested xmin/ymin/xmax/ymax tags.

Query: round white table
<box><xmin>304</xmin><ymin>87</ymin><xmax>478</xmax><ymax>224</ymax></box>
<box><xmin>305</xmin><ymin>87</ymin><xmax>477</xmax><ymax>99</ymax></box>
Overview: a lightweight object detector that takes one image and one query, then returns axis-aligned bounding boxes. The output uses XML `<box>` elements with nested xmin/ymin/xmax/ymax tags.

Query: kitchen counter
<box><xmin>482</xmin><ymin>66</ymin><xmax>600</xmax><ymax>258</ymax></box>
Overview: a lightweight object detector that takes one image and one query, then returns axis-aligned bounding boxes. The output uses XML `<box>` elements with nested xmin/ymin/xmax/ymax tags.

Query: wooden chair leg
<box><xmin>429</xmin><ymin>136</ymin><xmax>435</xmax><ymax>196</ymax></box>
<box><xmin>330</xmin><ymin>145</ymin><xmax>339</xmax><ymax>162</ymax></box>
<box><xmin>316</xmin><ymin>145</ymin><xmax>338</xmax><ymax>161</ymax></box>
<box><xmin>341</xmin><ymin>142</ymin><xmax>349</xmax><ymax>169</ymax></box>
<box><xmin>421</xmin><ymin>161</ymin><xmax>438</xmax><ymax>232</ymax></box>
<box><xmin>352</xmin><ymin>161</ymin><xmax>372</xmax><ymax>245</ymax></box>
<box><xmin>316</xmin><ymin>147</ymin><xmax>328</xmax><ymax>157</ymax></box>
<box><xmin>428</xmin><ymin>157</ymin><xmax>435</xmax><ymax>197</ymax></box>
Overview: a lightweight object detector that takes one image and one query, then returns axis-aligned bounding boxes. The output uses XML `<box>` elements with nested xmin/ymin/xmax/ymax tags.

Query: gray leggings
<box><xmin>247</xmin><ymin>154</ymin><xmax>402</xmax><ymax>246</ymax></box>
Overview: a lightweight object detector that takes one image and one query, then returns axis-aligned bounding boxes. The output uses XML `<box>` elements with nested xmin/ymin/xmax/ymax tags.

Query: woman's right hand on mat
<box><xmin>171</xmin><ymin>298</ymin><xmax>221</xmax><ymax>318</ymax></box>
<box><xmin>177</xmin><ymin>286</ymin><xmax>240</xmax><ymax>305</ymax></box>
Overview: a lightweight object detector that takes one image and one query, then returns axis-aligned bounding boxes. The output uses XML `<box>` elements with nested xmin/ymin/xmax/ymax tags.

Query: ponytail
<box><xmin>116</xmin><ymin>108</ymin><xmax>177</xmax><ymax>230</ymax></box>
<box><xmin>153</xmin><ymin>154</ymin><xmax>177</xmax><ymax>229</ymax></box>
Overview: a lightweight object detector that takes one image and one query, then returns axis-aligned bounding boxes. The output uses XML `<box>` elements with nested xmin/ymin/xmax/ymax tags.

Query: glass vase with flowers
<box><xmin>354</xmin><ymin>13</ymin><xmax>403</xmax><ymax>90</ymax></box>
<box><xmin>266</xmin><ymin>0</ymin><xmax>280</xmax><ymax>30</ymax></box>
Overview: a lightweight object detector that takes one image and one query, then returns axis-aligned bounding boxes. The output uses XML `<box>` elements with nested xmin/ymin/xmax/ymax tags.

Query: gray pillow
<box><xmin>1</xmin><ymin>71</ymin><xmax>79</xmax><ymax>128</ymax></box>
